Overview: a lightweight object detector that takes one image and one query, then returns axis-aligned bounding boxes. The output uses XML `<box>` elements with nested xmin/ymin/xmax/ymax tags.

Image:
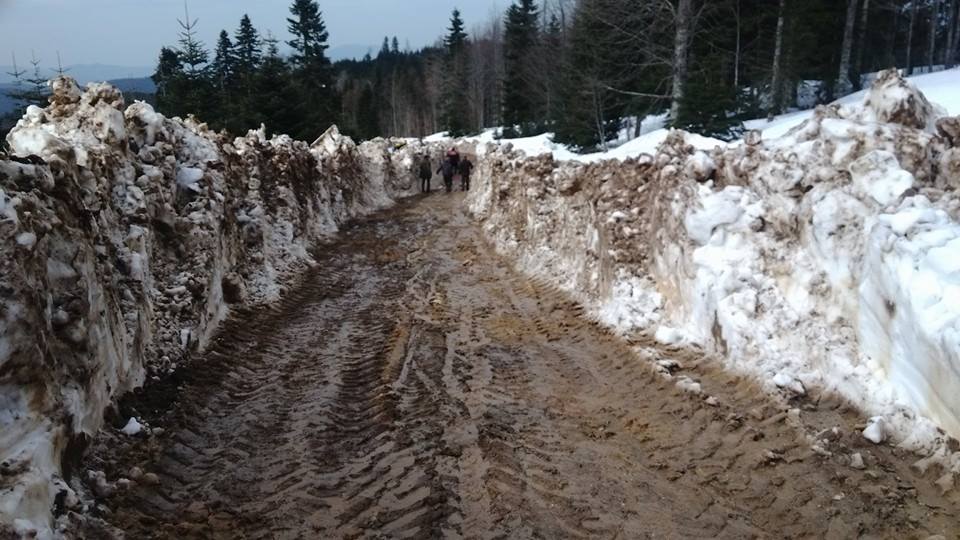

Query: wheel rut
<box><xmin>77</xmin><ymin>194</ymin><xmax>960</xmax><ymax>539</ymax></box>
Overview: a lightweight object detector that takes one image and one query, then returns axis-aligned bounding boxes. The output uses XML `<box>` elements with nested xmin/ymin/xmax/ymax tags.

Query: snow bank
<box><xmin>444</xmin><ymin>113</ymin><xmax>723</xmax><ymax>164</ymax></box>
<box><xmin>0</xmin><ymin>77</ymin><xmax>443</xmax><ymax>538</ymax></box>
<box><xmin>467</xmin><ymin>69</ymin><xmax>960</xmax><ymax>474</ymax></box>
<box><xmin>745</xmin><ymin>67</ymin><xmax>960</xmax><ymax>140</ymax></box>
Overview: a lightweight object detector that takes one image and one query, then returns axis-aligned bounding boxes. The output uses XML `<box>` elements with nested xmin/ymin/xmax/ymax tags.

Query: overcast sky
<box><xmin>0</xmin><ymin>0</ymin><xmax>509</xmax><ymax>70</ymax></box>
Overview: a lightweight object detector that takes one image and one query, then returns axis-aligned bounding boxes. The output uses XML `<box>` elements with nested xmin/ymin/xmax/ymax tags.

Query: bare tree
<box><xmin>670</xmin><ymin>0</ymin><xmax>694</xmax><ymax>120</ymax></box>
<box><xmin>951</xmin><ymin>0</ymin><xmax>960</xmax><ymax>65</ymax></box>
<box><xmin>837</xmin><ymin>0</ymin><xmax>860</xmax><ymax>95</ymax></box>
<box><xmin>907</xmin><ymin>0</ymin><xmax>919</xmax><ymax>73</ymax></box>
<box><xmin>733</xmin><ymin>0</ymin><xmax>742</xmax><ymax>89</ymax></box>
<box><xmin>929</xmin><ymin>0</ymin><xmax>942</xmax><ymax>70</ymax></box>
<box><xmin>853</xmin><ymin>0</ymin><xmax>872</xmax><ymax>88</ymax></box>
<box><xmin>769</xmin><ymin>0</ymin><xmax>787</xmax><ymax>119</ymax></box>
<box><xmin>467</xmin><ymin>13</ymin><xmax>503</xmax><ymax>132</ymax></box>
<box><xmin>51</xmin><ymin>51</ymin><xmax>69</xmax><ymax>77</ymax></box>
<box><xmin>947</xmin><ymin>0</ymin><xmax>959</xmax><ymax>66</ymax></box>
<box><xmin>6</xmin><ymin>53</ymin><xmax>26</xmax><ymax>85</ymax></box>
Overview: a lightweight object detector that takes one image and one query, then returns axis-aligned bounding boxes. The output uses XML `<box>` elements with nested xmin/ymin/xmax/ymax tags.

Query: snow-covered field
<box><xmin>466</xmin><ymin>69</ymin><xmax>960</xmax><ymax>481</ymax></box>
<box><xmin>0</xmin><ymin>77</ymin><xmax>441</xmax><ymax>538</ymax></box>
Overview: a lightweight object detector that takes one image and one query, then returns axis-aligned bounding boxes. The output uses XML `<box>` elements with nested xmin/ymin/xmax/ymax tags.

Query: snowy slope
<box><xmin>467</xmin><ymin>69</ymin><xmax>960</xmax><ymax>479</ymax></box>
<box><xmin>428</xmin><ymin>113</ymin><xmax>726</xmax><ymax>163</ymax></box>
<box><xmin>448</xmin><ymin>67</ymin><xmax>960</xmax><ymax>162</ymax></box>
<box><xmin>0</xmin><ymin>77</ymin><xmax>443</xmax><ymax>539</ymax></box>
<box><xmin>746</xmin><ymin>68</ymin><xmax>960</xmax><ymax>139</ymax></box>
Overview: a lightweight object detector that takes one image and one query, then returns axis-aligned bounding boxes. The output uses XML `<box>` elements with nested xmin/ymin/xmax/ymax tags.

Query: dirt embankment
<box><xmin>0</xmin><ymin>77</ymin><xmax>442</xmax><ymax>538</ymax></box>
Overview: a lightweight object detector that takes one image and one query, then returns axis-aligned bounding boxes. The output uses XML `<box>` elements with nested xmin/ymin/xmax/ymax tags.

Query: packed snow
<box><xmin>467</xmin><ymin>68</ymin><xmax>960</xmax><ymax>479</ymax></box>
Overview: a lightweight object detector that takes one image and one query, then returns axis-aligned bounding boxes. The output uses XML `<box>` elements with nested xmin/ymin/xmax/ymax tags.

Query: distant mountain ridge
<box><xmin>1</xmin><ymin>77</ymin><xmax>155</xmax><ymax>116</ymax></box>
<box><xmin>0</xmin><ymin>63</ymin><xmax>152</xmax><ymax>85</ymax></box>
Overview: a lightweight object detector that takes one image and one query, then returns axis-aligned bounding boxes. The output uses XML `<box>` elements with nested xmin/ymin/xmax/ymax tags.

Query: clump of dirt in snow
<box><xmin>0</xmin><ymin>77</ymin><xmax>443</xmax><ymax>538</ymax></box>
<box><xmin>468</xmin><ymin>69</ymin><xmax>960</xmax><ymax>482</ymax></box>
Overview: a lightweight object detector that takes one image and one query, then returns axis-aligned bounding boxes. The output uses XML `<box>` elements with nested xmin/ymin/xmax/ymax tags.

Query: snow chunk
<box><xmin>862</xmin><ymin>416</ymin><xmax>888</xmax><ymax>444</ymax></box>
<box><xmin>0</xmin><ymin>190</ymin><xmax>20</xmax><ymax>225</ymax></box>
<box><xmin>684</xmin><ymin>151</ymin><xmax>715</xmax><ymax>182</ymax></box>
<box><xmin>849</xmin><ymin>150</ymin><xmax>914</xmax><ymax>206</ymax></box>
<box><xmin>655</xmin><ymin>326</ymin><xmax>684</xmax><ymax>345</ymax></box>
<box><xmin>772</xmin><ymin>372</ymin><xmax>806</xmax><ymax>396</ymax></box>
<box><xmin>16</xmin><ymin>232</ymin><xmax>37</xmax><ymax>250</ymax></box>
<box><xmin>675</xmin><ymin>376</ymin><xmax>703</xmax><ymax>394</ymax></box>
<box><xmin>120</xmin><ymin>417</ymin><xmax>144</xmax><ymax>436</ymax></box>
<box><xmin>176</xmin><ymin>167</ymin><xmax>204</xmax><ymax>192</ymax></box>
<box><xmin>859</xmin><ymin>69</ymin><xmax>945</xmax><ymax>132</ymax></box>
<box><xmin>684</xmin><ymin>186</ymin><xmax>753</xmax><ymax>246</ymax></box>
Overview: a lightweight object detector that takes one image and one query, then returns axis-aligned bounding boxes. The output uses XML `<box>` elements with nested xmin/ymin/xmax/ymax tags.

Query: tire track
<box><xmin>77</xmin><ymin>194</ymin><xmax>960</xmax><ymax>539</ymax></box>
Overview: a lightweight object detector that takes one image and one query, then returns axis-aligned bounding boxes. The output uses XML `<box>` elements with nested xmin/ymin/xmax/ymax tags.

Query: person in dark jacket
<box><xmin>458</xmin><ymin>156</ymin><xmax>473</xmax><ymax>191</ymax></box>
<box><xmin>437</xmin><ymin>157</ymin><xmax>456</xmax><ymax>193</ymax></box>
<box><xmin>418</xmin><ymin>156</ymin><xmax>433</xmax><ymax>193</ymax></box>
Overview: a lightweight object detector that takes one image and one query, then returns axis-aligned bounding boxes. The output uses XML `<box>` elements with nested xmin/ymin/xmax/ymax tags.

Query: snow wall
<box><xmin>467</xmin><ymin>70</ymin><xmax>960</xmax><ymax>469</ymax></box>
<box><xmin>0</xmin><ymin>77</ymin><xmax>444</xmax><ymax>537</ymax></box>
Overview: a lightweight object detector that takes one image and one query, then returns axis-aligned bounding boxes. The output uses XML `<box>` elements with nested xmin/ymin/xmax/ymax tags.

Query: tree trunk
<box><xmin>947</xmin><ymin>0</ymin><xmax>959</xmax><ymax>66</ymax></box>
<box><xmin>837</xmin><ymin>0</ymin><xmax>860</xmax><ymax>95</ymax></box>
<box><xmin>853</xmin><ymin>0</ymin><xmax>872</xmax><ymax>89</ymax></box>
<box><xmin>769</xmin><ymin>0</ymin><xmax>787</xmax><ymax>120</ymax></box>
<box><xmin>670</xmin><ymin>0</ymin><xmax>693</xmax><ymax>121</ymax></box>
<box><xmin>930</xmin><ymin>0</ymin><xmax>941</xmax><ymax>71</ymax></box>
<box><xmin>734</xmin><ymin>0</ymin><xmax>742</xmax><ymax>89</ymax></box>
<box><xmin>907</xmin><ymin>0</ymin><xmax>918</xmax><ymax>74</ymax></box>
<box><xmin>593</xmin><ymin>81</ymin><xmax>608</xmax><ymax>152</ymax></box>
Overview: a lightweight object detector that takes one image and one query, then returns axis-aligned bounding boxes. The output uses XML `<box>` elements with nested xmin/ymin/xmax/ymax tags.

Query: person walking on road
<box><xmin>438</xmin><ymin>156</ymin><xmax>456</xmax><ymax>193</ymax></box>
<box><xmin>446</xmin><ymin>147</ymin><xmax>461</xmax><ymax>169</ymax></box>
<box><xmin>458</xmin><ymin>156</ymin><xmax>473</xmax><ymax>191</ymax></box>
<box><xmin>419</xmin><ymin>155</ymin><xmax>433</xmax><ymax>193</ymax></box>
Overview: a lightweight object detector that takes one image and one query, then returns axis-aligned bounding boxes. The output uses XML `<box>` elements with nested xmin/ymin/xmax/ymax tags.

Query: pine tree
<box><xmin>177</xmin><ymin>6</ymin><xmax>209</xmax><ymax>79</ymax></box>
<box><xmin>357</xmin><ymin>83</ymin><xmax>379</xmax><ymax>139</ymax></box>
<box><xmin>441</xmin><ymin>9</ymin><xmax>471</xmax><ymax>137</ymax></box>
<box><xmin>235</xmin><ymin>15</ymin><xmax>262</xmax><ymax>74</ymax></box>
<box><xmin>2</xmin><ymin>52</ymin><xmax>45</xmax><ymax>138</ymax></box>
<box><xmin>502</xmin><ymin>0</ymin><xmax>540</xmax><ymax>136</ymax></box>
<box><xmin>255</xmin><ymin>33</ymin><xmax>300</xmax><ymax>137</ymax></box>
<box><xmin>17</xmin><ymin>52</ymin><xmax>50</xmax><ymax>107</ymax></box>
<box><xmin>227</xmin><ymin>14</ymin><xmax>263</xmax><ymax>131</ymax></box>
<box><xmin>176</xmin><ymin>4</ymin><xmax>213</xmax><ymax>118</ymax></box>
<box><xmin>392</xmin><ymin>36</ymin><xmax>401</xmax><ymax>55</ymax></box>
<box><xmin>152</xmin><ymin>47</ymin><xmax>184</xmax><ymax>109</ymax></box>
<box><xmin>287</xmin><ymin>0</ymin><xmax>331</xmax><ymax>66</ymax></box>
<box><xmin>553</xmin><ymin>0</ymin><xmax>629</xmax><ymax>151</ymax></box>
<box><xmin>541</xmin><ymin>14</ymin><xmax>564</xmax><ymax>127</ymax></box>
<box><xmin>287</xmin><ymin>0</ymin><xmax>338</xmax><ymax>140</ymax></box>
<box><xmin>212</xmin><ymin>30</ymin><xmax>237</xmax><ymax>91</ymax></box>
<box><xmin>380</xmin><ymin>36</ymin><xmax>392</xmax><ymax>59</ymax></box>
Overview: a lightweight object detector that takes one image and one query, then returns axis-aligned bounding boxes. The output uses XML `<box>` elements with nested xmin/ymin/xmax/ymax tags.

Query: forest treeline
<box><xmin>5</xmin><ymin>0</ymin><xmax>960</xmax><ymax>151</ymax></box>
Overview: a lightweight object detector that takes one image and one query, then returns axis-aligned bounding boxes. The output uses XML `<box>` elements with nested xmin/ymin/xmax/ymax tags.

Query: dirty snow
<box><xmin>467</xmin><ymin>68</ymin><xmax>960</xmax><ymax>478</ymax></box>
<box><xmin>0</xmin><ymin>77</ymin><xmax>445</xmax><ymax>537</ymax></box>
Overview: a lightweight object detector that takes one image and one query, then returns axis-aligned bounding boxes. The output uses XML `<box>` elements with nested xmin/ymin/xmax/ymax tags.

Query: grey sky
<box><xmin>0</xmin><ymin>0</ymin><xmax>509</xmax><ymax>72</ymax></box>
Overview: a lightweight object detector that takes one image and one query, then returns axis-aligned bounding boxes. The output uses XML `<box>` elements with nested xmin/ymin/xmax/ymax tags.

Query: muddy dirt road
<box><xmin>79</xmin><ymin>194</ymin><xmax>959</xmax><ymax>539</ymax></box>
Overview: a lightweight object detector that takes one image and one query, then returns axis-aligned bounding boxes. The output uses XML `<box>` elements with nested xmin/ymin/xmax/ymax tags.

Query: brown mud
<box><xmin>75</xmin><ymin>194</ymin><xmax>960</xmax><ymax>539</ymax></box>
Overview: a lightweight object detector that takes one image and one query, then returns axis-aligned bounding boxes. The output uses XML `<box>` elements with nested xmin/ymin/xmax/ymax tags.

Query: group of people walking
<box><xmin>419</xmin><ymin>148</ymin><xmax>473</xmax><ymax>194</ymax></box>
